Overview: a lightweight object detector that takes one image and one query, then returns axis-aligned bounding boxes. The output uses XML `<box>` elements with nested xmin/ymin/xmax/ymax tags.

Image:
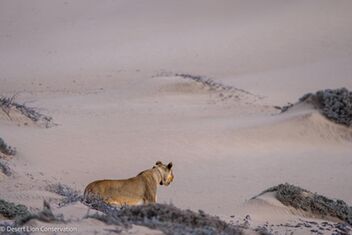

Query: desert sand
<box><xmin>1</xmin><ymin>0</ymin><xmax>352</xmax><ymax>234</ymax></box>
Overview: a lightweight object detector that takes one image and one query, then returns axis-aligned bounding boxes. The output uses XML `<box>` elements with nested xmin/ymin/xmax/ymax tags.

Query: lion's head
<box><xmin>154</xmin><ymin>161</ymin><xmax>174</xmax><ymax>186</ymax></box>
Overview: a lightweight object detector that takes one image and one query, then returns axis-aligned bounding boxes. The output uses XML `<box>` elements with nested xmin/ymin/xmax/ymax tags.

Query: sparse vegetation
<box><xmin>154</xmin><ymin>71</ymin><xmax>262</xmax><ymax>101</ymax></box>
<box><xmin>174</xmin><ymin>73</ymin><xmax>258</xmax><ymax>98</ymax></box>
<box><xmin>16</xmin><ymin>200</ymin><xmax>65</xmax><ymax>225</ymax></box>
<box><xmin>46</xmin><ymin>183</ymin><xmax>82</xmax><ymax>207</ymax></box>
<box><xmin>0</xmin><ymin>160</ymin><xmax>12</xmax><ymax>176</ymax></box>
<box><xmin>175</xmin><ymin>73</ymin><xmax>234</xmax><ymax>92</ymax></box>
<box><xmin>0</xmin><ymin>95</ymin><xmax>55</xmax><ymax>128</ymax></box>
<box><xmin>0</xmin><ymin>199</ymin><xmax>65</xmax><ymax>228</ymax></box>
<box><xmin>2</xmin><ymin>196</ymin><xmax>242</xmax><ymax>234</ymax></box>
<box><xmin>281</xmin><ymin>88</ymin><xmax>352</xmax><ymax>127</ymax></box>
<box><xmin>255</xmin><ymin>183</ymin><xmax>352</xmax><ymax>225</ymax></box>
<box><xmin>0</xmin><ymin>137</ymin><xmax>16</xmax><ymax>156</ymax></box>
<box><xmin>0</xmin><ymin>138</ymin><xmax>15</xmax><ymax>176</ymax></box>
<box><xmin>0</xmin><ymin>199</ymin><xmax>31</xmax><ymax>220</ymax></box>
<box><xmin>84</xmin><ymin>201</ymin><xmax>243</xmax><ymax>235</ymax></box>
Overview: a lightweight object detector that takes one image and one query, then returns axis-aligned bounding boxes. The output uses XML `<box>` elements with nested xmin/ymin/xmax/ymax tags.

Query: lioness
<box><xmin>83</xmin><ymin>161</ymin><xmax>174</xmax><ymax>206</ymax></box>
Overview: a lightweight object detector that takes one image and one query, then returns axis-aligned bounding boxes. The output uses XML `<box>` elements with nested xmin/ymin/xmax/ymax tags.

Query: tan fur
<box><xmin>83</xmin><ymin>161</ymin><xmax>174</xmax><ymax>206</ymax></box>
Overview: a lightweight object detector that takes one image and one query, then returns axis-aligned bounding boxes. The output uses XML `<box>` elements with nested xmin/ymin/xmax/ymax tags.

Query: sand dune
<box><xmin>242</xmin><ymin>183</ymin><xmax>352</xmax><ymax>234</ymax></box>
<box><xmin>233</xmin><ymin>106</ymin><xmax>352</xmax><ymax>146</ymax></box>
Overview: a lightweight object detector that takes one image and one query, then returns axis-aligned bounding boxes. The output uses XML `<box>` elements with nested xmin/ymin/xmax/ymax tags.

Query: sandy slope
<box><xmin>1</xmin><ymin>0</ymin><xmax>352</xmax><ymax>234</ymax></box>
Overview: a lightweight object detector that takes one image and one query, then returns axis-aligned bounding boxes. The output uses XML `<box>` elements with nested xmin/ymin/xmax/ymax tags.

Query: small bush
<box><xmin>0</xmin><ymin>138</ymin><xmax>16</xmax><ymax>156</ymax></box>
<box><xmin>0</xmin><ymin>160</ymin><xmax>12</xmax><ymax>176</ymax></box>
<box><xmin>0</xmin><ymin>96</ymin><xmax>55</xmax><ymax>128</ymax></box>
<box><xmin>256</xmin><ymin>183</ymin><xmax>352</xmax><ymax>225</ymax></box>
<box><xmin>17</xmin><ymin>200</ymin><xmax>65</xmax><ymax>225</ymax></box>
<box><xmin>0</xmin><ymin>199</ymin><xmax>31</xmax><ymax>220</ymax></box>
<box><xmin>282</xmin><ymin>88</ymin><xmax>352</xmax><ymax>127</ymax></box>
<box><xmin>46</xmin><ymin>183</ymin><xmax>82</xmax><ymax>207</ymax></box>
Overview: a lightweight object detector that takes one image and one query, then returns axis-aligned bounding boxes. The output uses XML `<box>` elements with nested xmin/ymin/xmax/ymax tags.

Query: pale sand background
<box><xmin>1</xmin><ymin>0</ymin><xmax>352</xmax><ymax>234</ymax></box>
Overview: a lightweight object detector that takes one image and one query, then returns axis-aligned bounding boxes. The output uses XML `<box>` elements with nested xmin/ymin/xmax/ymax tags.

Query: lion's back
<box><xmin>83</xmin><ymin>178</ymin><xmax>146</xmax><ymax>206</ymax></box>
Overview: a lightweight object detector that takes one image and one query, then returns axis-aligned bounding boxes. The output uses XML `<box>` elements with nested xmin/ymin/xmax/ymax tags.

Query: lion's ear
<box><xmin>167</xmin><ymin>162</ymin><xmax>173</xmax><ymax>169</ymax></box>
<box><xmin>155</xmin><ymin>161</ymin><xmax>163</xmax><ymax>166</ymax></box>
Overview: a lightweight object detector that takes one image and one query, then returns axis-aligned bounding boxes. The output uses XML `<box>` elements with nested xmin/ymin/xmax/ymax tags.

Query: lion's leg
<box><xmin>107</xmin><ymin>197</ymin><xmax>144</xmax><ymax>206</ymax></box>
<box><xmin>143</xmin><ymin>195</ymin><xmax>156</xmax><ymax>204</ymax></box>
<box><xmin>106</xmin><ymin>200</ymin><xmax>122</xmax><ymax>206</ymax></box>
